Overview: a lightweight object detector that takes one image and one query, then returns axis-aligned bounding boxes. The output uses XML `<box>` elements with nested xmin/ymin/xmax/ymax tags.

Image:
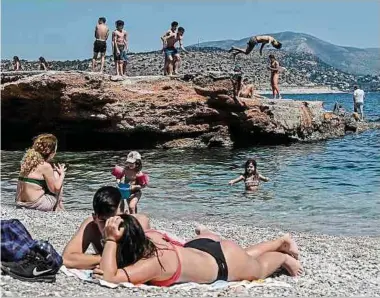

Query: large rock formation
<box><xmin>1</xmin><ymin>71</ymin><xmax>377</xmax><ymax>151</ymax></box>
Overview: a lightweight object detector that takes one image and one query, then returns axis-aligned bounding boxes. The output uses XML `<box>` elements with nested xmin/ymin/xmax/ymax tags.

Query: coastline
<box><xmin>1</xmin><ymin>205</ymin><xmax>379</xmax><ymax>297</ymax></box>
<box><xmin>258</xmin><ymin>86</ymin><xmax>345</xmax><ymax>95</ymax></box>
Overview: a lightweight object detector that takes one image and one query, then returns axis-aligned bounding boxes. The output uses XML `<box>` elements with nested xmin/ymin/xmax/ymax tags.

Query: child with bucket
<box><xmin>111</xmin><ymin>151</ymin><xmax>149</xmax><ymax>214</ymax></box>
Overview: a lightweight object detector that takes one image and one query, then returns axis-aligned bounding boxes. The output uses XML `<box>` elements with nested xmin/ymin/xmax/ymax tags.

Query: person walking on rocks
<box><xmin>353</xmin><ymin>85</ymin><xmax>365</xmax><ymax>120</ymax></box>
<box><xmin>161</xmin><ymin>26</ymin><xmax>189</xmax><ymax>75</ymax></box>
<box><xmin>112</xmin><ymin>20</ymin><xmax>128</xmax><ymax>76</ymax></box>
<box><xmin>92</xmin><ymin>17</ymin><xmax>109</xmax><ymax>73</ymax></box>
<box><xmin>229</xmin><ymin>35</ymin><xmax>282</xmax><ymax>58</ymax></box>
<box><xmin>161</xmin><ymin>21</ymin><xmax>178</xmax><ymax>75</ymax></box>
<box><xmin>268</xmin><ymin>54</ymin><xmax>281</xmax><ymax>99</ymax></box>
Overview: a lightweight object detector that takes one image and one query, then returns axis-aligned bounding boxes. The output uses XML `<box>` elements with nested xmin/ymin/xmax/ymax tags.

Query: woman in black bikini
<box><xmin>95</xmin><ymin>214</ymin><xmax>302</xmax><ymax>286</ymax></box>
<box><xmin>16</xmin><ymin>134</ymin><xmax>66</xmax><ymax>211</ymax></box>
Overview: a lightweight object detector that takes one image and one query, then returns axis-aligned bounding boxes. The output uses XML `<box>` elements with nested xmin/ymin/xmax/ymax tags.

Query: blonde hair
<box><xmin>20</xmin><ymin>134</ymin><xmax>57</xmax><ymax>176</ymax></box>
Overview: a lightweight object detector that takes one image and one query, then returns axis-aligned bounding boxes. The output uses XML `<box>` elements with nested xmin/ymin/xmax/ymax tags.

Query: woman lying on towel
<box><xmin>95</xmin><ymin>214</ymin><xmax>302</xmax><ymax>286</ymax></box>
<box><xmin>16</xmin><ymin>133</ymin><xmax>66</xmax><ymax>211</ymax></box>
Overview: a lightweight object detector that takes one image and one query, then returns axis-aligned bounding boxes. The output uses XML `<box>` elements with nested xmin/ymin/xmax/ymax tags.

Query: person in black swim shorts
<box><xmin>92</xmin><ymin>17</ymin><xmax>109</xmax><ymax>72</ymax></box>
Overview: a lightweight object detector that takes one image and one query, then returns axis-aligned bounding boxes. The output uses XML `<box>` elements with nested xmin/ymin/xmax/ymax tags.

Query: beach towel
<box><xmin>60</xmin><ymin>265</ymin><xmax>292</xmax><ymax>290</ymax></box>
<box><xmin>16</xmin><ymin>193</ymin><xmax>58</xmax><ymax>212</ymax></box>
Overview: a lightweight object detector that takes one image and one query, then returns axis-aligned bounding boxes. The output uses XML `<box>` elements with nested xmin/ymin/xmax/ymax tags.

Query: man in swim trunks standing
<box><xmin>161</xmin><ymin>26</ymin><xmax>189</xmax><ymax>75</ymax></box>
<box><xmin>92</xmin><ymin>17</ymin><xmax>109</xmax><ymax>73</ymax></box>
<box><xmin>112</xmin><ymin>20</ymin><xmax>128</xmax><ymax>76</ymax></box>
<box><xmin>161</xmin><ymin>21</ymin><xmax>178</xmax><ymax>75</ymax></box>
<box><xmin>229</xmin><ymin>35</ymin><xmax>282</xmax><ymax>58</ymax></box>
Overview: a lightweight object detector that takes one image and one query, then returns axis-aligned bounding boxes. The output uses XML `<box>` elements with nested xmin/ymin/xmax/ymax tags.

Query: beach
<box><xmin>1</xmin><ymin>205</ymin><xmax>379</xmax><ymax>297</ymax></box>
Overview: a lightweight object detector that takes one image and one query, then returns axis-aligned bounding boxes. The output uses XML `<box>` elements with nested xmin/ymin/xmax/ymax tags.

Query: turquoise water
<box><xmin>1</xmin><ymin>92</ymin><xmax>379</xmax><ymax>236</ymax></box>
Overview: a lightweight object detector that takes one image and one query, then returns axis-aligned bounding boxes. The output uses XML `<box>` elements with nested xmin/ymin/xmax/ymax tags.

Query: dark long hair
<box><xmin>116</xmin><ymin>214</ymin><xmax>163</xmax><ymax>270</ymax></box>
<box><xmin>243</xmin><ymin>158</ymin><xmax>258</xmax><ymax>179</ymax></box>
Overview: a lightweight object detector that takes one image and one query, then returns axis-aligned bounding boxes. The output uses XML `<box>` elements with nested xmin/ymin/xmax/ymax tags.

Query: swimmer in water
<box><xmin>229</xmin><ymin>158</ymin><xmax>269</xmax><ymax>191</ymax></box>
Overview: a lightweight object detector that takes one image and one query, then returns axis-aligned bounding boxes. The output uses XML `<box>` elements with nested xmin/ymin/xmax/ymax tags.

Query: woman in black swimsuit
<box><xmin>95</xmin><ymin>214</ymin><xmax>302</xmax><ymax>285</ymax></box>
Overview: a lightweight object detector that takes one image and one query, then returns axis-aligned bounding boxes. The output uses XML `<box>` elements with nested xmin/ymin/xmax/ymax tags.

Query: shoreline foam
<box><xmin>1</xmin><ymin>205</ymin><xmax>379</xmax><ymax>297</ymax></box>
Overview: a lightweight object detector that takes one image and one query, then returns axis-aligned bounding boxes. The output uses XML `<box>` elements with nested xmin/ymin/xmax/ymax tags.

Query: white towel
<box><xmin>60</xmin><ymin>266</ymin><xmax>292</xmax><ymax>290</ymax></box>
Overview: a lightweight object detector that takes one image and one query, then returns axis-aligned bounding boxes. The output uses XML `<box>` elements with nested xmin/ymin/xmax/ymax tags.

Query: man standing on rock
<box><xmin>161</xmin><ymin>21</ymin><xmax>178</xmax><ymax>75</ymax></box>
<box><xmin>112</xmin><ymin>20</ymin><xmax>128</xmax><ymax>76</ymax></box>
<box><xmin>92</xmin><ymin>17</ymin><xmax>109</xmax><ymax>73</ymax></box>
<box><xmin>161</xmin><ymin>26</ymin><xmax>189</xmax><ymax>75</ymax></box>
<box><xmin>229</xmin><ymin>35</ymin><xmax>282</xmax><ymax>58</ymax></box>
<box><xmin>353</xmin><ymin>85</ymin><xmax>365</xmax><ymax>120</ymax></box>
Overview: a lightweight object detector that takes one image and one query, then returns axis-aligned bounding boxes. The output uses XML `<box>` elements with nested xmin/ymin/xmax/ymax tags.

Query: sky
<box><xmin>1</xmin><ymin>0</ymin><xmax>379</xmax><ymax>60</ymax></box>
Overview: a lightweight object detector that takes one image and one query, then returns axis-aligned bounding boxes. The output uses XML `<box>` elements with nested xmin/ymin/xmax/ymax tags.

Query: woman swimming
<box><xmin>94</xmin><ymin>214</ymin><xmax>302</xmax><ymax>285</ymax></box>
<box><xmin>16</xmin><ymin>133</ymin><xmax>66</xmax><ymax>211</ymax></box>
<box><xmin>229</xmin><ymin>159</ymin><xmax>269</xmax><ymax>191</ymax></box>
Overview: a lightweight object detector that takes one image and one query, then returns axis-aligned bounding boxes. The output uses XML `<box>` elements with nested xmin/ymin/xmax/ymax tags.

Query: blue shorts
<box><xmin>164</xmin><ymin>47</ymin><xmax>178</xmax><ymax>57</ymax></box>
<box><xmin>114</xmin><ymin>45</ymin><xmax>128</xmax><ymax>62</ymax></box>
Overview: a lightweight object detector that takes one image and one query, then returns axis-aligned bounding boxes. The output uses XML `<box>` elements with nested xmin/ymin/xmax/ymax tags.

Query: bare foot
<box><xmin>195</xmin><ymin>225</ymin><xmax>211</xmax><ymax>235</ymax></box>
<box><xmin>280</xmin><ymin>234</ymin><xmax>300</xmax><ymax>260</ymax></box>
<box><xmin>282</xmin><ymin>255</ymin><xmax>303</xmax><ymax>277</ymax></box>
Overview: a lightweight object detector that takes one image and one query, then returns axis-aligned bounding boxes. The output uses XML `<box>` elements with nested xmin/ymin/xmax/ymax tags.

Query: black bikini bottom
<box><xmin>184</xmin><ymin>238</ymin><xmax>228</xmax><ymax>281</ymax></box>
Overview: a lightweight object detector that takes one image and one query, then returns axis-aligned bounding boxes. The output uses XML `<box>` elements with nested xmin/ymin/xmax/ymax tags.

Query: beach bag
<box><xmin>1</xmin><ymin>219</ymin><xmax>62</xmax><ymax>270</ymax></box>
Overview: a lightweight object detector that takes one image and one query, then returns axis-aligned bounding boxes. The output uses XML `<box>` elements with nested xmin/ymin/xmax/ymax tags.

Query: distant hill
<box><xmin>191</xmin><ymin>31</ymin><xmax>380</xmax><ymax>76</ymax></box>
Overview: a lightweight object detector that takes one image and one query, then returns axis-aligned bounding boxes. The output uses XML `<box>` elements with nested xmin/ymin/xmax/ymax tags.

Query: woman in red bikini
<box><xmin>96</xmin><ymin>215</ymin><xmax>302</xmax><ymax>286</ymax></box>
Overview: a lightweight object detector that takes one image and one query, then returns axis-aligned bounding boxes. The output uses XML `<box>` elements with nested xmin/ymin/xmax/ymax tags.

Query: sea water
<box><xmin>1</xmin><ymin>92</ymin><xmax>379</xmax><ymax>236</ymax></box>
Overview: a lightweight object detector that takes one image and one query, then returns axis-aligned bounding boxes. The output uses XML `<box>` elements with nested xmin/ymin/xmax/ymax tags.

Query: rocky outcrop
<box><xmin>1</xmin><ymin>71</ymin><xmax>377</xmax><ymax>151</ymax></box>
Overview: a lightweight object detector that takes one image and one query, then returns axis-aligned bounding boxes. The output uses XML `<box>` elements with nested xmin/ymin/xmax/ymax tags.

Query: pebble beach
<box><xmin>1</xmin><ymin>205</ymin><xmax>379</xmax><ymax>297</ymax></box>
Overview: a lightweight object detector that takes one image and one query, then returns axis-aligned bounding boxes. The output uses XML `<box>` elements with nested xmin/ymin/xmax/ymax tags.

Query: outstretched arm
<box><xmin>62</xmin><ymin>217</ymin><xmax>101</xmax><ymax>269</ymax></box>
<box><xmin>259</xmin><ymin>174</ymin><xmax>270</xmax><ymax>182</ymax></box>
<box><xmin>229</xmin><ymin>175</ymin><xmax>245</xmax><ymax>185</ymax></box>
<box><xmin>179</xmin><ymin>37</ymin><xmax>189</xmax><ymax>53</ymax></box>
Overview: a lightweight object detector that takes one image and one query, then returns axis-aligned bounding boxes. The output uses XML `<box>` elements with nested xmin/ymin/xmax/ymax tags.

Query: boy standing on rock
<box><xmin>161</xmin><ymin>26</ymin><xmax>189</xmax><ymax>75</ymax></box>
<box><xmin>92</xmin><ymin>17</ymin><xmax>109</xmax><ymax>73</ymax></box>
<box><xmin>112</xmin><ymin>20</ymin><xmax>128</xmax><ymax>76</ymax></box>
<box><xmin>161</xmin><ymin>21</ymin><xmax>178</xmax><ymax>75</ymax></box>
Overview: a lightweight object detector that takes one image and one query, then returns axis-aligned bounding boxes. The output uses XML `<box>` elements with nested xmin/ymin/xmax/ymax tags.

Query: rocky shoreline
<box><xmin>2</xmin><ymin>71</ymin><xmax>378</xmax><ymax>151</ymax></box>
<box><xmin>2</xmin><ymin>48</ymin><xmax>380</xmax><ymax>92</ymax></box>
<box><xmin>1</xmin><ymin>205</ymin><xmax>379</xmax><ymax>297</ymax></box>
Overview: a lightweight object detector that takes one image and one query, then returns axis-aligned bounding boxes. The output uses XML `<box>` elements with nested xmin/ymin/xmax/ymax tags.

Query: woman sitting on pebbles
<box><xmin>16</xmin><ymin>133</ymin><xmax>66</xmax><ymax>211</ymax></box>
<box><xmin>94</xmin><ymin>215</ymin><xmax>302</xmax><ymax>285</ymax></box>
